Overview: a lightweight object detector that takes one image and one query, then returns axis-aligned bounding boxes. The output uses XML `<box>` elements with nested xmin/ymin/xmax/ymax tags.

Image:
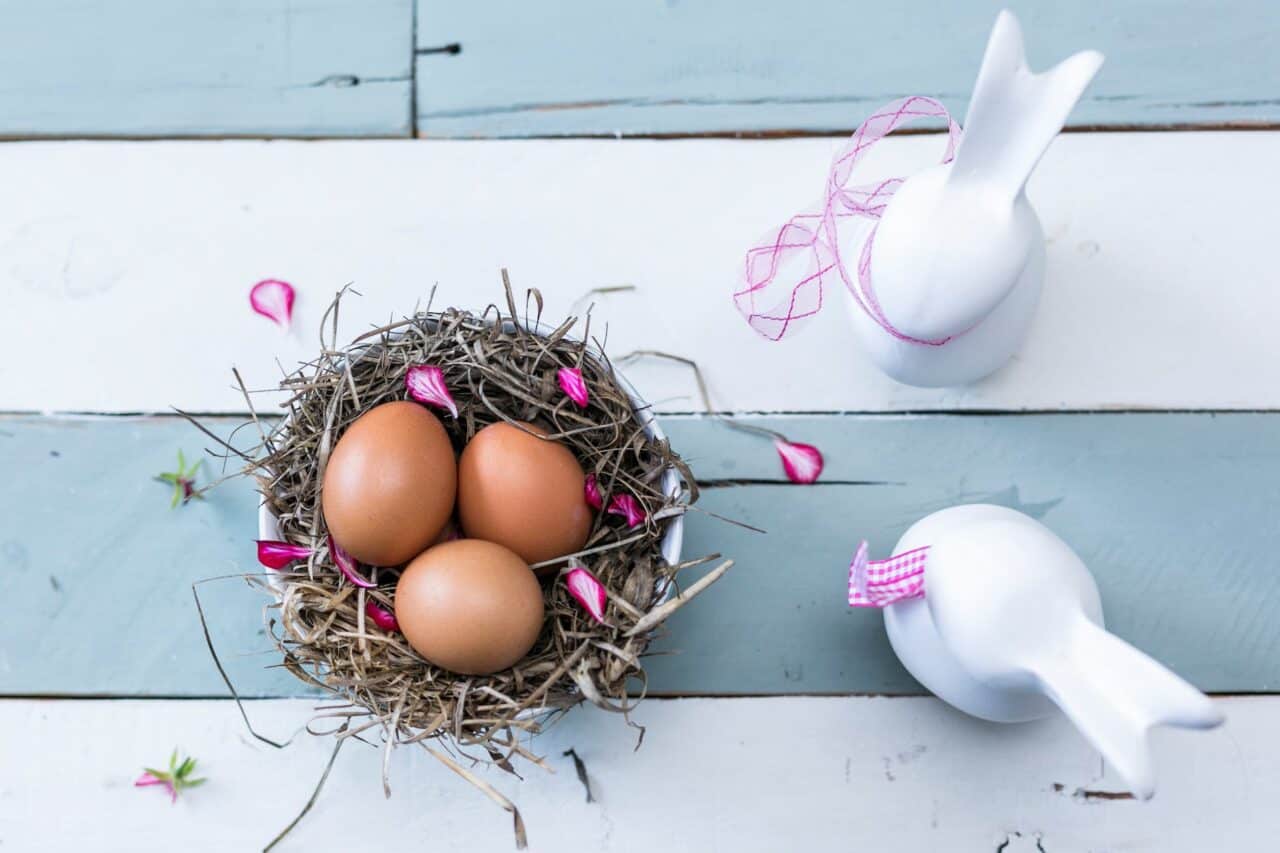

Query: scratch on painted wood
<box><xmin>299</xmin><ymin>75</ymin><xmax>411</xmax><ymax>89</ymax></box>
<box><xmin>995</xmin><ymin>831</ymin><xmax>1047</xmax><ymax>853</ymax></box>
<box><xmin>1051</xmin><ymin>782</ymin><xmax>1137</xmax><ymax>802</ymax></box>
<box><xmin>415</xmin><ymin>43</ymin><xmax>462</xmax><ymax>56</ymax></box>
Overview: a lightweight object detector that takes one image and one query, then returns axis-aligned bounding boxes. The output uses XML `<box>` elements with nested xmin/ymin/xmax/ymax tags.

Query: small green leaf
<box><xmin>156</xmin><ymin>452</ymin><xmax>200</xmax><ymax>510</ymax></box>
<box><xmin>140</xmin><ymin>750</ymin><xmax>205</xmax><ymax>801</ymax></box>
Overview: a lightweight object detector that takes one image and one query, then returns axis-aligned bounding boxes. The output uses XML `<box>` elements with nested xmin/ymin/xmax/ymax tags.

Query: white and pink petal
<box><xmin>774</xmin><ymin>438</ymin><xmax>824</xmax><ymax>484</ymax></box>
<box><xmin>405</xmin><ymin>364</ymin><xmax>459</xmax><ymax>418</ymax></box>
<box><xmin>564</xmin><ymin>566</ymin><xmax>608</xmax><ymax>624</ymax></box>
<box><xmin>249</xmin><ymin>279</ymin><xmax>296</xmax><ymax>329</ymax></box>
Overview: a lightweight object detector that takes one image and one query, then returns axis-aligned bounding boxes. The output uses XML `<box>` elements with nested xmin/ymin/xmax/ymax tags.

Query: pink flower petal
<box><xmin>584</xmin><ymin>473</ymin><xmax>603</xmax><ymax>510</ymax></box>
<box><xmin>328</xmin><ymin>537</ymin><xmax>377</xmax><ymax>589</ymax></box>
<box><xmin>564</xmin><ymin>566</ymin><xmax>607</xmax><ymax>624</ymax></box>
<box><xmin>249</xmin><ymin>279</ymin><xmax>295</xmax><ymax>329</ymax></box>
<box><xmin>365</xmin><ymin>599</ymin><xmax>400</xmax><ymax>632</ymax></box>
<box><xmin>557</xmin><ymin>367</ymin><xmax>590</xmax><ymax>408</ymax></box>
<box><xmin>134</xmin><ymin>773</ymin><xmax>178</xmax><ymax>803</ymax></box>
<box><xmin>256</xmin><ymin>539</ymin><xmax>312</xmax><ymax>570</ymax></box>
<box><xmin>607</xmin><ymin>493</ymin><xmax>646</xmax><ymax>528</ymax></box>
<box><xmin>405</xmin><ymin>364</ymin><xmax>459</xmax><ymax>418</ymax></box>
<box><xmin>774</xmin><ymin>438</ymin><xmax>824</xmax><ymax>484</ymax></box>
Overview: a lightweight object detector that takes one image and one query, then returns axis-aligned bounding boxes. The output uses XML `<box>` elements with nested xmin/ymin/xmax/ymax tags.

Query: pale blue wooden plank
<box><xmin>656</xmin><ymin>414</ymin><xmax>1280</xmax><ymax>694</ymax></box>
<box><xmin>0</xmin><ymin>0</ymin><xmax>412</xmax><ymax>137</ymax></box>
<box><xmin>416</xmin><ymin>0</ymin><xmax>1280</xmax><ymax>136</ymax></box>
<box><xmin>3</xmin><ymin>413</ymin><xmax>1278</xmax><ymax>697</ymax></box>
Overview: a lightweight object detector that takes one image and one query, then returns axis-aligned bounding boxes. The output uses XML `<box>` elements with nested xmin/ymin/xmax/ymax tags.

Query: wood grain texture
<box><xmin>416</xmin><ymin>0</ymin><xmax>1280</xmax><ymax>137</ymax></box>
<box><xmin>0</xmin><ymin>0</ymin><xmax>413</xmax><ymax>137</ymax></box>
<box><xmin>5</xmin><ymin>413</ymin><xmax>1277</xmax><ymax>697</ymax></box>
<box><xmin>0</xmin><ymin>696</ymin><xmax>1271</xmax><ymax>851</ymax></box>
<box><xmin>2</xmin><ymin>134</ymin><xmax>1279</xmax><ymax>414</ymax></box>
<box><xmin>0</xmin><ymin>0</ymin><xmax>1274</xmax><ymax>139</ymax></box>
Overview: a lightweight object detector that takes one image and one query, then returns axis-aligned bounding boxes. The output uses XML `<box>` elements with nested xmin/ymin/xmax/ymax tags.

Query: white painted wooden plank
<box><xmin>0</xmin><ymin>133</ymin><xmax>1276</xmax><ymax>414</ymax></box>
<box><xmin>0</xmin><ymin>696</ymin><xmax>1270</xmax><ymax>851</ymax></box>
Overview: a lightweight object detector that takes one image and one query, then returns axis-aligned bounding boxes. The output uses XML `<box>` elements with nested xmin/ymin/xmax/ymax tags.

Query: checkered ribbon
<box><xmin>847</xmin><ymin>541</ymin><xmax>928</xmax><ymax>607</ymax></box>
<box><xmin>733</xmin><ymin>96</ymin><xmax>962</xmax><ymax>344</ymax></box>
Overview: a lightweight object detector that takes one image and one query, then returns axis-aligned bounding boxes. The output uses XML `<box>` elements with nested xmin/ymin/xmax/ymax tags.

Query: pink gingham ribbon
<box><xmin>847</xmin><ymin>541</ymin><xmax>928</xmax><ymax>607</ymax></box>
<box><xmin>734</xmin><ymin>96</ymin><xmax>962</xmax><ymax>345</ymax></box>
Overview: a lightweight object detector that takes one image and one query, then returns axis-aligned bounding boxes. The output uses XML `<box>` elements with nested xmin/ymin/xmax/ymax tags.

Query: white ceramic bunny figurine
<box><xmin>881</xmin><ymin>505</ymin><xmax>1223</xmax><ymax>799</ymax></box>
<box><xmin>848</xmin><ymin>11</ymin><xmax>1104</xmax><ymax>386</ymax></box>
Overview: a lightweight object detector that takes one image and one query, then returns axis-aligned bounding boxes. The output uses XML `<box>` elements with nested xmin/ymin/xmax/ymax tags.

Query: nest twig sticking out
<box><xmin>217</xmin><ymin>281</ymin><xmax>730</xmax><ymax>847</ymax></box>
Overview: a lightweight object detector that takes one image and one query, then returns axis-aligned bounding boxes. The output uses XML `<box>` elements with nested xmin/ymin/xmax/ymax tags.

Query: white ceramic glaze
<box><xmin>851</xmin><ymin>10</ymin><xmax>1104</xmax><ymax>387</ymax></box>
<box><xmin>885</xmin><ymin>505</ymin><xmax>1224</xmax><ymax>798</ymax></box>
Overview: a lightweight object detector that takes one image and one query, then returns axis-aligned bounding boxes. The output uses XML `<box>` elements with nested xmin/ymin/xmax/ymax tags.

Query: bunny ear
<box><xmin>1034</xmin><ymin>619</ymin><xmax>1223</xmax><ymax>799</ymax></box>
<box><xmin>951</xmin><ymin>10</ymin><xmax>1104</xmax><ymax>199</ymax></box>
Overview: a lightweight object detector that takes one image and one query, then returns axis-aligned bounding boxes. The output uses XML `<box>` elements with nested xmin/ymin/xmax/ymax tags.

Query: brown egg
<box><xmin>394</xmin><ymin>539</ymin><xmax>544</xmax><ymax>674</ymax></box>
<box><xmin>457</xmin><ymin>421</ymin><xmax>592</xmax><ymax>565</ymax></box>
<box><xmin>321</xmin><ymin>401</ymin><xmax>456</xmax><ymax>566</ymax></box>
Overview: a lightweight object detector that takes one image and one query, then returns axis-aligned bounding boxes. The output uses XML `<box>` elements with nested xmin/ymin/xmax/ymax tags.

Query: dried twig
<box><xmin>263</xmin><ymin>727</ymin><xmax>346</xmax><ymax>852</ymax></box>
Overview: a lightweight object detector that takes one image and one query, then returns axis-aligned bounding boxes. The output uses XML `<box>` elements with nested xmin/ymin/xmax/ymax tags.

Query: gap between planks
<box><xmin>1</xmin><ymin>690</ymin><xmax>1270</xmax><ymax>701</ymax></box>
<box><xmin>415</xmin><ymin>121</ymin><xmax>1280</xmax><ymax>140</ymax></box>
<box><xmin>7</xmin><ymin>408</ymin><xmax>1280</xmax><ymax>418</ymax></box>
<box><xmin>0</xmin><ymin>123</ymin><xmax>1273</xmax><ymax>143</ymax></box>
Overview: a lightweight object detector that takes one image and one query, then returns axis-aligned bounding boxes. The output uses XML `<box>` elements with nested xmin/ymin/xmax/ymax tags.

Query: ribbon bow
<box><xmin>847</xmin><ymin>541</ymin><xmax>929</xmax><ymax>607</ymax></box>
<box><xmin>734</xmin><ymin>97</ymin><xmax>962</xmax><ymax>345</ymax></box>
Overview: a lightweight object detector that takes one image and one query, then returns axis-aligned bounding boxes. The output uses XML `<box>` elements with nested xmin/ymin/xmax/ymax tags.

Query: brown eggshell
<box><xmin>394</xmin><ymin>539</ymin><xmax>544</xmax><ymax>675</ymax></box>
<box><xmin>321</xmin><ymin>401</ymin><xmax>457</xmax><ymax>567</ymax></box>
<box><xmin>457</xmin><ymin>421</ymin><xmax>592</xmax><ymax>566</ymax></box>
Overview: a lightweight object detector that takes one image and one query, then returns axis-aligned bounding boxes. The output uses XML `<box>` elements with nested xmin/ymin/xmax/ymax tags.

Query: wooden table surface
<box><xmin>2</xmin><ymin>2</ymin><xmax>1279</xmax><ymax>851</ymax></box>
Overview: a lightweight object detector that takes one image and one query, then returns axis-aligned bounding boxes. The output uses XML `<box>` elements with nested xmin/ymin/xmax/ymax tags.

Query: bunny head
<box><xmin>882</xmin><ymin>505</ymin><xmax>1223</xmax><ymax>798</ymax></box>
<box><xmin>850</xmin><ymin>11</ymin><xmax>1104</xmax><ymax>386</ymax></box>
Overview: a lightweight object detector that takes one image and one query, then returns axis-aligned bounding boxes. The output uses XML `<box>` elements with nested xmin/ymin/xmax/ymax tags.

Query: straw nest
<box><xmin>202</xmin><ymin>281</ymin><xmax>731</xmax><ymax>847</ymax></box>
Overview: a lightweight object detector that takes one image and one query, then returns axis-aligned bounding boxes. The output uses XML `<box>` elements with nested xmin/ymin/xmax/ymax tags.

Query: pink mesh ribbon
<box><xmin>734</xmin><ymin>97</ymin><xmax>962</xmax><ymax>344</ymax></box>
<box><xmin>847</xmin><ymin>541</ymin><xmax>928</xmax><ymax>607</ymax></box>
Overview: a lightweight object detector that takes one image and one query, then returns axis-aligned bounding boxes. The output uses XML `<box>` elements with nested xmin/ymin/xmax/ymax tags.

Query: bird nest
<box><xmin>194</xmin><ymin>280</ymin><xmax>731</xmax><ymax>848</ymax></box>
